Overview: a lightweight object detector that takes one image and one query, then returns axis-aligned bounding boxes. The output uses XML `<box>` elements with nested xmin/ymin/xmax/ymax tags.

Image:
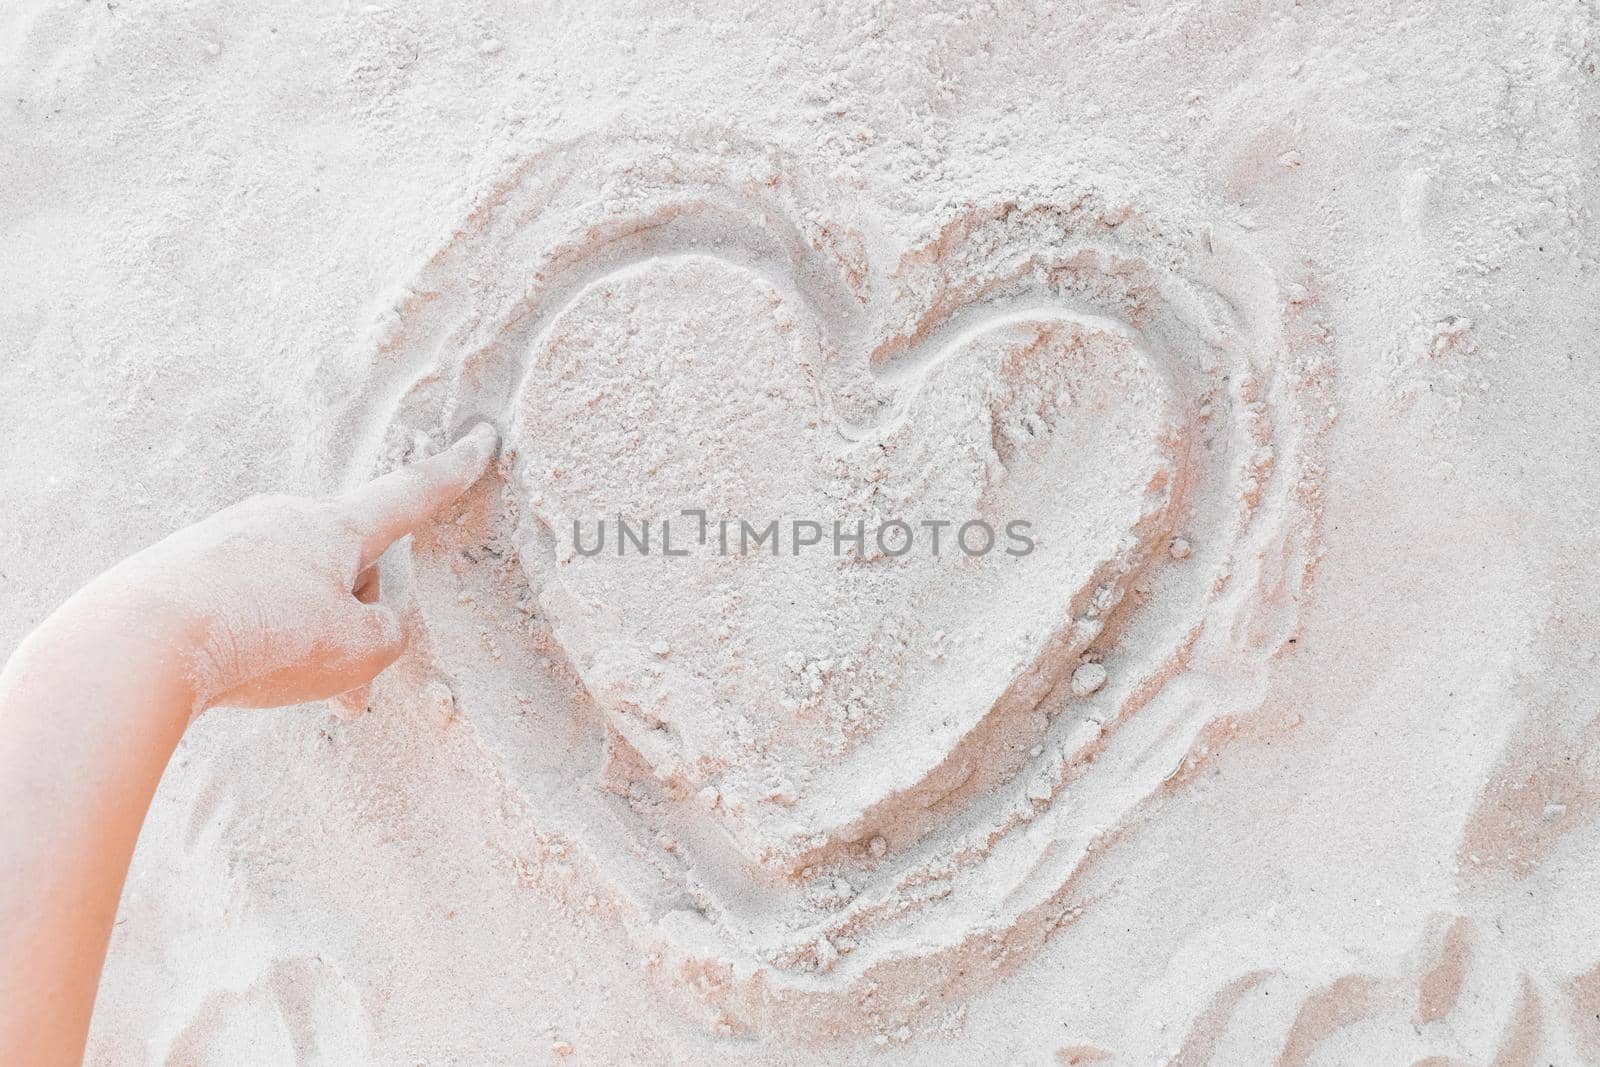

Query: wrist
<box><xmin>49</xmin><ymin>572</ymin><xmax>207</xmax><ymax>714</ymax></box>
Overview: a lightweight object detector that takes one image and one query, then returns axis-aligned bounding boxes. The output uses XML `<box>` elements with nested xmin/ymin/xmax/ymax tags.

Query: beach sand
<box><xmin>2</xmin><ymin>1</ymin><xmax>1598</xmax><ymax>1062</ymax></box>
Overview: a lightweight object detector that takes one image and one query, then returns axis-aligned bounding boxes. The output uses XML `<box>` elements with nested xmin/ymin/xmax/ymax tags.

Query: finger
<box><xmin>341</xmin><ymin>423</ymin><xmax>500</xmax><ymax>569</ymax></box>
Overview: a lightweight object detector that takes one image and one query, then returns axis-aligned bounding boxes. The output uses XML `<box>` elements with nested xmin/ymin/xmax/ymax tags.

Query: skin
<box><xmin>0</xmin><ymin>423</ymin><xmax>499</xmax><ymax>1066</ymax></box>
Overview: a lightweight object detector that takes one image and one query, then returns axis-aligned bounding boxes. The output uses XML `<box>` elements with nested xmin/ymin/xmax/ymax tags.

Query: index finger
<box><xmin>341</xmin><ymin>423</ymin><xmax>500</xmax><ymax>568</ymax></box>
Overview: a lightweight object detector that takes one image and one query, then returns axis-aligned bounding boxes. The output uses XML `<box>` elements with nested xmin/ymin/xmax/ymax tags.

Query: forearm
<box><xmin>0</xmin><ymin>585</ymin><xmax>197</xmax><ymax>1066</ymax></box>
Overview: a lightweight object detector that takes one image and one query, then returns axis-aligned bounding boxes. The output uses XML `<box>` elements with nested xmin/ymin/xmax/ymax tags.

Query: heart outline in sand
<box><xmin>326</xmin><ymin>129</ymin><xmax>1325</xmax><ymax>1029</ymax></box>
<box><xmin>507</xmin><ymin>252</ymin><xmax>1189</xmax><ymax>872</ymax></box>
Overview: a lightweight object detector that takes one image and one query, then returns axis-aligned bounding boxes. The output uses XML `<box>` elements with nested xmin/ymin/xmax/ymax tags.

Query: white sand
<box><xmin>3</xmin><ymin>1</ymin><xmax>1598</xmax><ymax>1062</ymax></box>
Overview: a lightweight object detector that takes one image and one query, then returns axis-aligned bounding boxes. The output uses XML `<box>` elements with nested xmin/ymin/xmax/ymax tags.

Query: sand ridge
<box><xmin>320</xmin><ymin>129</ymin><xmax>1330</xmax><ymax>1035</ymax></box>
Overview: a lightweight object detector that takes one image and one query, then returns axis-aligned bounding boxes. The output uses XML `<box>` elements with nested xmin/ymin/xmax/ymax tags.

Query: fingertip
<box><xmin>455</xmin><ymin>420</ymin><xmax>501</xmax><ymax>463</ymax></box>
<box><xmin>420</xmin><ymin>420</ymin><xmax>500</xmax><ymax>502</ymax></box>
<box><xmin>344</xmin><ymin>423</ymin><xmax>501</xmax><ymax>567</ymax></box>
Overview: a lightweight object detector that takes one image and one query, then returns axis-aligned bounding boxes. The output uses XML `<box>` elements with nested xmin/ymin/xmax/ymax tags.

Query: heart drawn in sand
<box><xmin>335</xmin><ymin>133</ymin><xmax>1320</xmax><ymax>1025</ymax></box>
<box><xmin>508</xmin><ymin>253</ymin><xmax>1187</xmax><ymax>872</ymax></box>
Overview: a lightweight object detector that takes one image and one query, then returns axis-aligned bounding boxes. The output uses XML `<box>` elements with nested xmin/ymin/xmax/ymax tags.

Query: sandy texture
<box><xmin>3</xmin><ymin>0</ymin><xmax>1599</xmax><ymax>1063</ymax></box>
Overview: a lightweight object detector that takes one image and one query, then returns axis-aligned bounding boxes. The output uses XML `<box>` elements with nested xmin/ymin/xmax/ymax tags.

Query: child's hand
<box><xmin>94</xmin><ymin>423</ymin><xmax>500</xmax><ymax>713</ymax></box>
<box><xmin>0</xmin><ymin>421</ymin><xmax>501</xmax><ymax>1066</ymax></box>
